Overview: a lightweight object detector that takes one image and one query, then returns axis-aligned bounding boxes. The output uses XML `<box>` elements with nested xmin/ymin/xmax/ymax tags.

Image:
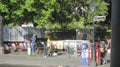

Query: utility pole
<box><xmin>0</xmin><ymin>15</ymin><xmax>3</xmax><ymax>55</ymax></box>
<box><xmin>90</xmin><ymin>0</ymin><xmax>96</xmax><ymax>67</ymax></box>
<box><xmin>111</xmin><ymin>0</ymin><xmax>120</xmax><ymax>67</ymax></box>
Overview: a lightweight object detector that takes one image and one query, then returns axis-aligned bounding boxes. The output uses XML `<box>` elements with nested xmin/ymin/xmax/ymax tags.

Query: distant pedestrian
<box><xmin>105</xmin><ymin>38</ymin><xmax>111</xmax><ymax>63</ymax></box>
<box><xmin>104</xmin><ymin>36</ymin><xmax>109</xmax><ymax>47</ymax></box>
<box><xmin>99</xmin><ymin>41</ymin><xmax>106</xmax><ymax>64</ymax></box>
<box><xmin>30</xmin><ymin>34</ymin><xmax>37</xmax><ymax>55</ymax></box>
<box><xmin>97</xmin><ymin>36</ymin><xmax>101</xmax><ymax>44</ymax></box>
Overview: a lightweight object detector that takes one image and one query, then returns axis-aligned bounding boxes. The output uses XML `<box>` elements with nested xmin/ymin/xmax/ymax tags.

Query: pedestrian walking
<box><xmin>105</xmin><ymin>38</ymin><xmax>111</xmax><ymax>63</ymax></box>
<box><xmin>30</xmin><ymin>34</ymin><xmax>37</xmax><ymax>55</ymax></box>
<box><xmin>99</xmin><ymin>41</ymin><xmax>106</xmax><ymax>65</ymax></box>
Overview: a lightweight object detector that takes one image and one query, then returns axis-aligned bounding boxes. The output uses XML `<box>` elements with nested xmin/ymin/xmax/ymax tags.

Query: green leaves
<box><xmin>10</xmin><ymin>0</ymin><xmax>17</xmax><ymax>3</ymax></box>
<box><xmin>45</xmin><ymin>22</ymin><xmax>61</xmax><ymax>29</ymax></box>
<box><xmin>0</xmin><ymin>0</ymin><xmax>109</xmax><ymax>30</ymax></box>
<box><xmin>0</xmin><ymin>2</ymin><xmax>8</xmax><ymax>12</ymax></box>
<box><xmin>96</xmin><ymin>1</ymin><xmax>109</xmax><ymax>15</ymax></box>
<box><xmin>12</xmin><ymin>10</ymin><xmax>23</xmax><ymax>17</ymax></box>
<box><xmin>33</xmin><ymin>0</ymin><xmax>56</xmax><ymax>28</ymax></box>
<box><xmin>67</xmin><ymin>17</ymin><xmax>86</xmax><ymax>29</ymax></box>
<box><xmin>86</xmin><ymin>0</ymin><xmax>109</xmax><ymax>24</ymax></box>
<box><xmin>24</xmin><ymin>0</ymin><xmax>36</xmax><ymax>12</ymax></box>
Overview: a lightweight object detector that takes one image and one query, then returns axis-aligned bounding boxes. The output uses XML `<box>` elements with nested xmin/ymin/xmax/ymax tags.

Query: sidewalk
<box><xmin>97</xmin><ymin>64</ymin><xmax>110</xmax><ymax>67</ymax></box>
<box><xmin>0</xmin><ymin>52</ymin><xmax>110</xmax><ymax>67</ymax></box>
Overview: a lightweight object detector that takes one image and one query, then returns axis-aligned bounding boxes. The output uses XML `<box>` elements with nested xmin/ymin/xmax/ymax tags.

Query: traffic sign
<box><xmin>93</xmin><ymin>16</ymin><xmax>106</xmax><ymax>21</ymax></box>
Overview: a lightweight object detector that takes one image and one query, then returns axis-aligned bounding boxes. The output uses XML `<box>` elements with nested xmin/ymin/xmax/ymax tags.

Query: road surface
<box><xmin>0</xmin><ymin>52</ymin><xmax>110</xmax><ymax>67</ymax></box>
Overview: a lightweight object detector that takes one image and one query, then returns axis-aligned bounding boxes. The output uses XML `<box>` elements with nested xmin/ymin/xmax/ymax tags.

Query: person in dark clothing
<box><xmin>97</xmin><ymin>36</ymin><xmax>101</xmax><ymax>44</ymax></box>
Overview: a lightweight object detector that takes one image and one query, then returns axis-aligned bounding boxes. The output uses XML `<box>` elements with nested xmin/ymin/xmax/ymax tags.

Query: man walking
<box><xmin>30</xmin><ymin>34</ymin><xmax>36</xmax><ymax>55</ymax></box>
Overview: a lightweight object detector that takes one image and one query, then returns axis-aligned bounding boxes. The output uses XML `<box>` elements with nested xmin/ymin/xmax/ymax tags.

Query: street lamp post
<box><xmin>90</xmin><ymin>0</ymin><xmax>96</xmax><ymax>67</ymax></box>
<box><xmin>0</xmin><ymin>15</ymin><xmax>3</xmax><ymax>55</ymax></box>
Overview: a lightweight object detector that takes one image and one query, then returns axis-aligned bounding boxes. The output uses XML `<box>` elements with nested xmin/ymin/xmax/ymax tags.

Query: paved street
<box><xmin>0</xmin><ymin>64</ymin><xmax>40</xmax><ymax>67</ymax></box>
<box><xmin>0</xmin><ymin>52</ymin><xmax>110</xmax><ymax>67</ymax></box>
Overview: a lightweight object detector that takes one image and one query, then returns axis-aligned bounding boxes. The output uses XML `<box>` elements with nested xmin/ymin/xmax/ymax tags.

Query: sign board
<box><xmin>93</xmin><ymin>16</ymin><xmax>106</xmax><ymax>21</ymax></box>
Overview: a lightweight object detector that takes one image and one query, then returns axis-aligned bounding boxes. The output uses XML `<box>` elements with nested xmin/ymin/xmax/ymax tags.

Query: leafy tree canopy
<box><xmin>0</xmin><ymin>0</ymin><xmax>109</xmax><ymax>29</ymax></box>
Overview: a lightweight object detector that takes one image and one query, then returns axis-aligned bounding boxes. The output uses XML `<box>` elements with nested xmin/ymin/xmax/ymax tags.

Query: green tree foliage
<box><xmin>0</xmin><ymin>0</ymin><xmax>109</xmax><ymax>29</ymax></box>
<box><xmin>0</xmin><ymin>0</ymin><xmax>57</xmax><ymax>28</ymax></box>
<box><xmin>86</xmin><ymin>0</ymin><xmax>109</xmax><ymax>27</ymax></box>
<box><xmin>88</xmin><ymin>0</ymin><xmax>109</xmax><ymax>28</ymax></box>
